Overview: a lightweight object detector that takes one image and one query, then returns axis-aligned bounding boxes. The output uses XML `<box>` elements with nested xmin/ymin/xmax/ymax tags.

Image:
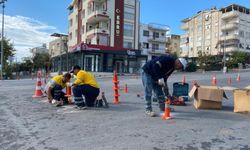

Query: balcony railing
<box><xmin>221</xmin><ymin>11</ymin><xmax>239</xmax><ymax>20</ymax></box>
<box><xmin>86</xmin><ymin>28</ymin><xmax>109</xmax><ymax>36</ymax></box>
<box><xmin>147</xmin><ymin>37</ymin><xmax>166</xmax><ymax>43</ymax></box>
<box><xmin>221</xmin><ymin>23</ymin><xmax>238</xmax><ymax>31</ymax></box>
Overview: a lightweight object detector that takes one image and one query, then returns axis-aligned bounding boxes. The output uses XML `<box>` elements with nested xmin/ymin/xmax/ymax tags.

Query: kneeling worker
<box><xmin>45</xmin><ymin>73</ymin><xmax>71</xmax><ymax>106</ymax></box>
<box><xmin>70</xmin><ymin>65</ymin><xmax>100</xmax><ymax>109</ymax></box>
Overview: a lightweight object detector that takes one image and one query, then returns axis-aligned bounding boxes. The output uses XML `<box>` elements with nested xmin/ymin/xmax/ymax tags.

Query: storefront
<box><xmin>51</xmin><ymin>44</ymin><xmax>147</xmax><ymax>73</ymax></box>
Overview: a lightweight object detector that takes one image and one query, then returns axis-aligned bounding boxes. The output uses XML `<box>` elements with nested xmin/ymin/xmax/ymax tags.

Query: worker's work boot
<box><xmin>145</xmin><ymin>110</ymin><xmax>156</xmax><ymax>117</ymax></box>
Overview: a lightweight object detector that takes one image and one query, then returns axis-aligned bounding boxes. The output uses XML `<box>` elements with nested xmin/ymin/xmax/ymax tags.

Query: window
<box><xmin>123</xmin><ymin>41</ymin><xmax>133</xmax><ymax>48</ymax></box>
<box><xmin>161</xmin><ymin>33</ymin><xmax>165</xmax><ymax>36</ymax></box>
<box><xmin>124</xmin><ymin>12</ymin><xmax>134</xmax><ymax>20</ymax></box>
<box><xmin>143</xmin><ymin>42</ymin><xmax>149</xmax><ymax>49</ymax></box>
<box><xmin>205</xmin><ymin>25</ymin><xmax>211</xmax><ymax>30</ymax></box>
<box><xmin>153</xmin><ymin>32</ymin><xmax>159</xmax><ymax>38</ymax></box>
<box><xmin>143</xmin><ymin>30</ymin><xmax>149</xmax><ymax>37</ymax></box>
<box><xmin>76</xmin><ymin>15</ymin><xmax>78</xmax><ymax>23</ymax></box>
<box><xmin>124</xmin><ymin>24</ymin><xmax>134</xmax><ymax>37</ymax></box>
<box><xmin>152</xmin><ymin>43</ymin><xmax>159</xmax><ymax>50</ymax></box>
<box><xmin>239</xmin><ymin>30</ymin><xmax>244</xmax><ymax>37</ymax></box>
<box><xmin>205</xmin><ymin>15</ymin><xmax>209</xmax><ymax>21</ymax></box>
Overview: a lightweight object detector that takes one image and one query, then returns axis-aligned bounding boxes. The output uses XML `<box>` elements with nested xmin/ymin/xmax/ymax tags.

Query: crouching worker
<box><xmin>45</xmin><ymin>73</ymin><xmax>71</xmax><ymax>106</ymax></box>
<box><xmin>70</xmin><ymin>65</ymin><xmax>100</xmax><ymax>109</ymax></box>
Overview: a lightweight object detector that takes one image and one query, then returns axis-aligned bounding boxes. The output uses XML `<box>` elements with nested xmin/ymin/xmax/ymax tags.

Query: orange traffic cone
<box><xmin>162</xmin><ymin>100</ymin><xmax>173</xmax><ymax>120</ymax></box>
<box><xmin>124</xmin><ymin>84</ymin><xmax>128</xmax><ymax>94</ymax></box>
<box><xmin>65</xmin><ymin>86</ymin><xmax>72</xmax><ymax>97</ymax></box>
<box><xmin>182</xmin><ymin>75</ymin><xmax>186</xmax><ymax>84</ymax></box>
<box><xmin>227</xmin><ymin>77</ymin><xmax>232</xmax><ymax>86</ymax></box>
<box><xmin>211</xmin><ymin>75</ymin><xmax>217</xmax><ymax>86</ymax></box>
<box><xmin>236</xmin><ymin>73</ymin><xmax>240</xmax><ymax>81</ymax></box>
<box><xmin>113</xmin><ymin>70</ymin><xmax>120</xmax><ymax>104</ymax></box>
<box><xmin>32</xmin><ymin>76</ymin><xmax>45</xmax><ymax>98</ymax></box>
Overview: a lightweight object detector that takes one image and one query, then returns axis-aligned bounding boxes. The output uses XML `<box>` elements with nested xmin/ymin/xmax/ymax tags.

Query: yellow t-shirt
<box><xmin>51</xmin><ymin>75</ymin><xmax>67</xmax><ymax>89</ymax></box>
<box><xmin>74</xmin><ymin>70</ymin><xmax>99</xmax><ymax>88</ymax></box>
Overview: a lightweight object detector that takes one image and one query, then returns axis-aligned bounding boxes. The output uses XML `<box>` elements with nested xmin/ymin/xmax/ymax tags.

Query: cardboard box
<box><xmin>189</xmin><ymin>85</ymin><xmax>227</xmax><ymax>110</ymax></box>
<box><xmin>234</xmin><ymin>89</ymin><xmax>250</xmax><ymax>114</ymax></box>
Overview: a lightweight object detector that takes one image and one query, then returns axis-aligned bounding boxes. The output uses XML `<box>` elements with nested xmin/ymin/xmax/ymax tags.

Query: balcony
<box><xmin>86</xmin><ymin>28</ymin><xmax>109</xmax><ymax>37</ymax></box>
<box><xmin>221</xmin><ymin>23</ymin><xmax>238</xmax><ymax>31</ymax></box>
<box><xmin>221</xmin><ymin>11</ymin><xmax>239</xmax><ymax>20</ymax></box>
<box><xmin>148</xmin><ymin>37</ymin><xmax>166</xmax><ymax>43</ymax></box>
<box><xmin>222</xmin><ymin>34</ymin><xmax>238</xmax><ymax>40</ymax></box>
<box><xmin>87</xmin><ymin>10</ymin><xmax>109</xmax><ymax>24</ymax></box>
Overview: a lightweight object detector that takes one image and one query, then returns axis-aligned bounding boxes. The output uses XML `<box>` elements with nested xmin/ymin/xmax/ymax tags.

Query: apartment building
<box><xmin>220</xmin><ymin>4</ymin><xmax>250</xmax><ymax>53</ymax></box>
<box><xmin>49</xmin><ymin>33</ymin><xmax>68</xmax><ymax>58</ymax></box>
<box><xmin>140</xmin><ymin>23</ymin><xmax>169</xmax><ymax>60</ymax></box>
<box><xmin>180</xmin><ymin>4</ymin><xmax>250</xmax><ymax>58</ymax></box>
<box><xmin>180</xmin><ymin>8</ymin><xmax>221</xmax><ymax>58</ymax></box>
<box><xmin>166</xmin><ymin>34</ymin><xmax>181</xmax><ymax>57</ymax></box>
<box><xmin>57</xmin><ymin>0</ymin><xmax>145</xmax><ymax>73</ymax></box>
<box><xmin>30</xmin><ymin>44</ymin><xmax>48</xmax><ymax>57</ymax></box>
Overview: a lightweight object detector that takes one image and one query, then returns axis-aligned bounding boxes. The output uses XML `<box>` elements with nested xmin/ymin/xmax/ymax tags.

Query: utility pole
<box><xmin>0</xmin><ymin>0</ymin><xmax>6</xmax><ymax>80</ymax></box>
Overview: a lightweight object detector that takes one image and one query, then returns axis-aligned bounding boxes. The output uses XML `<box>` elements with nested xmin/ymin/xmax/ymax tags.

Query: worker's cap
<box><xmin>178</xmin><ymin>58</ymin><xmax>187</xmax><ymax>70</ymax></box>
<box><xmin>69</xmin><ymin>65</ymin><xmax>81</xmax><ymax>73</ymax></box>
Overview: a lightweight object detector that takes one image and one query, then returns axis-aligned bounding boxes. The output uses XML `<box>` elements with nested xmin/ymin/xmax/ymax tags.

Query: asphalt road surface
<box><xmin>0</xmin><ymin>71</ymin><xmax>250</xmax><ymax>150</ymax></box>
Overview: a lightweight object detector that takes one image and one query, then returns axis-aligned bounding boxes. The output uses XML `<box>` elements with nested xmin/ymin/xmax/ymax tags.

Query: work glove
<box><xmin>158</xmin><ymin>78</ymin><xmax>165</xmax><ymax>86</ymax></box>
<box><xmin>66</xmin><ymin>82</ymin><xmax>73</xmax><ymax>87</ymax></box>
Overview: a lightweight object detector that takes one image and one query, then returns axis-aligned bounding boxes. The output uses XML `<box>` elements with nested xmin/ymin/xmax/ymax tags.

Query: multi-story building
<box><xmin>180</xmin><ymin>4</ymin><xmax>250</xmax><ymax>58</ymax></box>
<box><xmin>30</xmin><ymin>44</ymin><xmax>48</xmax><ymax>57</ymax></box>
<box><xmin>49</xmin><ymin>33</ymin><xmax>69</xmax><ymax>72</ymax></box>
<box><xmin>180</xmin><ymin>7</ymin><xmax>221</xmax><ymax>58</ymax></box>
<box><xmin>140</xmin><ymin>23</ymin><xmax>169</xmax><ymax>60</ymax></box>
<box><xmin>166</xmin><ymin>34</ymin><xmax>181</xmax><ymax>57</ymax></box>
<box><xmin>55</xmin><ymin>0</ymin><xmax>145</xmax><ymax>73</ymax></box>
<box><xmin>220</xmin><ymin>4</ymin><xmax>250</xmax><ymax>53</ymax></box>
<box><xmin>49</xmin><ymin>33</ymin><xmax>68</xmax><ymax>58</ymax></box>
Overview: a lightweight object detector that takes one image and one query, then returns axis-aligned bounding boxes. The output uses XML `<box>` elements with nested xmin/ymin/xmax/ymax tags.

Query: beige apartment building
<box><xmin>166</xmin><ymin>34</ymin><xmax>181</xmax><ymax>57</ymax></box>
<box><xmin>49</xmin><ymin>33</ymin><xmax>68</xmax><ymax>58</ymax></box>
<box><xmin>180</xmin><ymin>4</ymin><xmax>250</xmax><ymax>58</ymax></box>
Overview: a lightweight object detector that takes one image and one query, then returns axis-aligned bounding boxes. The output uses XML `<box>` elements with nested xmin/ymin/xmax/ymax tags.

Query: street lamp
<box><xmin>0</xmin><ymin>0</ymin><xmax>6</xmax><ymax>80</ymax></box>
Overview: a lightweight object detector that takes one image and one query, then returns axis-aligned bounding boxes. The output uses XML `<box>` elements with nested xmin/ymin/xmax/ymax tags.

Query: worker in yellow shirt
<box><xmin>45</xmin><ymin>73</ymin><xmax>71</xmax><ymax>106</ymax></box>
<box><xmin>69</xmin><ymin>65</ymin><xmax>100</xmax><ymax>109</ymax></box>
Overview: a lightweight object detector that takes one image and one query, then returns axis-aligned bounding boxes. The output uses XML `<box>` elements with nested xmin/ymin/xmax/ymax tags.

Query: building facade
<box><xmin>49</xmin><ymin>33</ymin><xmax>68</xmax><ymax>58</ymax></box>
<box><xmin>140</xmin><ymin>23</ymin><xmax>169</xmax><ymax>60</ymax></box>
<box><xmin>68</xmin><ymin>0</ymin><xmax>140</xmax><ymax>50</ymax></box>
<box><xmin>166</xmin><ymin>34</ymin><xmax>181</xmax><ymax>57</ymax></box>
<box><xmin>51</xmin><ymin>0</ymin><xmax>146</xmax><ymax>73</ymax></box>
<box><xmin>220</xmin><ymin>4</ymin><xmax>250</xmax><ymax>53</ymax></box>
<box><xmin>30</xmin><ymin>44</ymin><xmax>49</xmax><ymax>57</ymax></box>
<box><xmin>180</xmin><ymin>4</ymin><xmax>250</xmax><ymax>58</ymax></box>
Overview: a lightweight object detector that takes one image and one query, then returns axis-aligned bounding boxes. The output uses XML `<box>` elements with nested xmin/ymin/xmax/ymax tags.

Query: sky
<box><xmin>2</xmin><ymin>0</ymin><xmax>250</xmax><ymax>61</ymax></box>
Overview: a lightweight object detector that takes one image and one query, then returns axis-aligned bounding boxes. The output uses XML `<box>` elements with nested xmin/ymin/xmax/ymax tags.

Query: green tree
<box><xmin>0</xmin><ymin>38</ymin><xmax>16</xmax><ymax>69</ymax></box>
<box><xmin>228</xmin><ymin>51</ymin><xmax>249</xmax><ymax>69</ymax></box>
<box><xmin>32</xmin><ymin>53</ymin><xmax>51</xmax><ymax>71</ymax></box>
